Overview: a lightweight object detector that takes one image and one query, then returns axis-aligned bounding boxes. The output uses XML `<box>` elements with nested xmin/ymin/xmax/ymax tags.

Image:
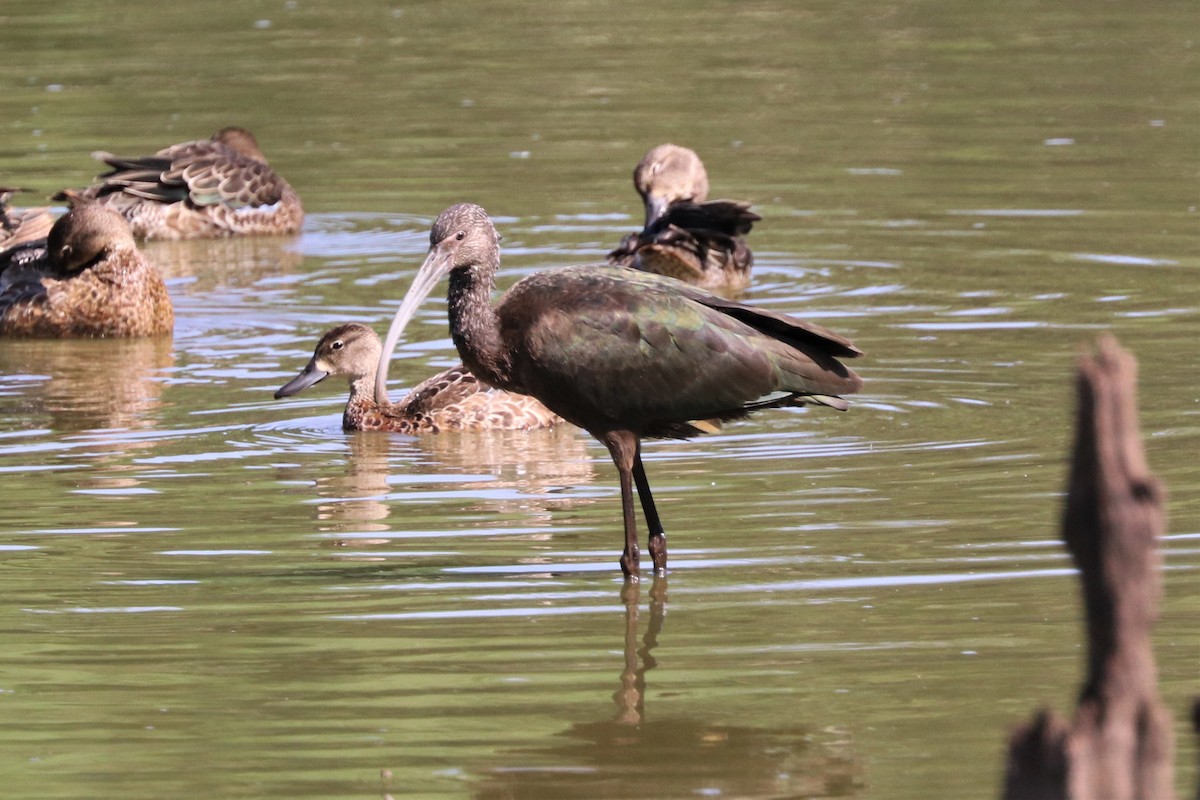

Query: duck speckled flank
<box><xmin>55</xmin><ymin>127</ymin><xmax>303</xmax><ymax>240</ymax></box>
<box><xmin>275</xmin><ymin>323</ymin><xmax>561</xmax><ymax>433</ymax></box>
<box><xmin>608</xmin><ymin>144</ymin><xmax>759</xmax><ymax>292</ymax></box>
<box><xmin>0</xmin><ymin>204</ymin><xmax>173</xmax><ymax>338</ymax></box>
<box><xmin>0</xmin><ymin>187</ymin><xmax>53</xmax><ymax>253</ymax></box>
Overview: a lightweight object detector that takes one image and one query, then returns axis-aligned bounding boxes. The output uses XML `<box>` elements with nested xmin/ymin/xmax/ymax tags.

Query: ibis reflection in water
<box><xmin>378</xmin><ymin>203</ymin><xmax>863</xmax><ymax>580</ymax></box>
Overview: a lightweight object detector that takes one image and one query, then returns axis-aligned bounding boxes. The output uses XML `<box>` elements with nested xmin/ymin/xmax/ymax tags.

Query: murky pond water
<box><xmin>2</xmin><ymin>1</ymin><xmax>1197</xmax><ymax>797</ymax></box>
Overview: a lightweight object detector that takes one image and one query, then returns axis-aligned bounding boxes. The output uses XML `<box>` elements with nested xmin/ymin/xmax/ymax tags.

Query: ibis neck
<box><xmin>446</xmin><ymin>265</ymin><xmax>510</xmax><ymax>388</ymax></box>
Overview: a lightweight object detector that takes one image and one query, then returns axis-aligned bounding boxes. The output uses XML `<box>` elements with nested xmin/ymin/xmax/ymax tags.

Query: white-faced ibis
<box><xmin>0</xmin><ymin>204</ymin><xmax>173</xmax><ymax>338</ymax></box>
<box><xmin>1</xmin><ymin>187</ymin><xmax>54</xmax><ymax>253</ymax></box>
<box><xmin>54</xmin><ymin>127</ymin><xmax>303</xmax><ymax>240</ymax></box>
<box><xmin>608</xmin><ymin>144</ymin><xmax>760</xmax><ymax>292</ymax></box>
<box><xmin>377</xmin><ymin>203</ymin><xmax>863</xmax><ymax>579</ymax></box>
<box><xmin>275</xmin><ymin>323</ymin><xmax>561</xmax><ymax>433</ymax></box>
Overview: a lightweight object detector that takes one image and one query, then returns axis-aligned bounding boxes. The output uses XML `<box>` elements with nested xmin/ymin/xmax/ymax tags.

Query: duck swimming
<box><xmin>54</xmin><ymin>127</ymin><xmax>303</xmax><ymax>240</ymax></box>
<box><xmin>0</xmin><ymin>204</ymin><xmax>173</xmax><ymax>338</ymax></box>
<box><xmin>275</xmin><ymin>323</ymin><xmax>561</xmax><ymax>433</ymax></box>
<box><xmin>608</xmin><ymin>144</ymin><xmax>760</xmax><ymax>292</ymax></box>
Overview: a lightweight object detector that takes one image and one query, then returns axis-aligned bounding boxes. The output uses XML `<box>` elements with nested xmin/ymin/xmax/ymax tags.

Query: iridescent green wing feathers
<box><xmin>501</xmin><ymin>266</ymin><xmax>861</xmax><ymax>430</ymax></box>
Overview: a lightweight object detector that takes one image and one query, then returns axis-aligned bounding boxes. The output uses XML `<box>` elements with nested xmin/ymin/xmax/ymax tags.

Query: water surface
<box><xmin>1</xmin><ymin>1</ymin><xmax>1197</xmax><ymax>798</ymax></box>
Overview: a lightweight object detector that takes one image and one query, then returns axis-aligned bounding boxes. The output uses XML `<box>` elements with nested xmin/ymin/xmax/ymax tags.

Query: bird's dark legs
<box><xmin>601</xmin><ymin>430</ymin><xmax>642</xmax><ymax>580</ymax></box>
<box><xmin>632</xmin><ymin>444</ymin><xmax>667</xmax><ymax>575</ymax></box>
<box><xmin>616</xmin><ymin>457</ymin><xmax>641</xmax><ymax>579</ymax></box>
<box><xmin>602</xmin><ymin>432</ymin><xmax>669</xmax><ymax>579</ymax></box>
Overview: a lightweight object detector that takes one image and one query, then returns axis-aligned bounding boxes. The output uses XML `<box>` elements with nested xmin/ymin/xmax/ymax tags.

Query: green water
<box><xmin>1</xmin><ymin>1</ymin><xmax>1197</xmax><ymax>798</ymax></box>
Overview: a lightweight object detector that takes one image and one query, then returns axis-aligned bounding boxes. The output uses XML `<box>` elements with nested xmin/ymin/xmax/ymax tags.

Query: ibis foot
<box><xmin>620</xmin><ymin>546</ymin><xmax>641</xmax><ymax>581</ymax></box>
<box><xmin>648</xmin><ymin>532</ymin><xmax>668</xmax><ymax>575</ymax></box>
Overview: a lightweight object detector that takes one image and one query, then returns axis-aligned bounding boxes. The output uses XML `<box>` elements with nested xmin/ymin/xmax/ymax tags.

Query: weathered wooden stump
<box><xmin>1001</xmin><ymin>336</ymin><xmax>1174</xmax><ymax>800</ymax></box>
<box><xmin>1194</xmin><ymin>699</ymin><xmax>1200</xmax><ymax>800</ymax></box>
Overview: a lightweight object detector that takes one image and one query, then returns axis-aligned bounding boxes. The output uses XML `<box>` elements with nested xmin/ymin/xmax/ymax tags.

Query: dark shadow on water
<box><xmin>460</xmin><ymin>578</ymin><xmax>864</xmax><ymax>800</ymax></box>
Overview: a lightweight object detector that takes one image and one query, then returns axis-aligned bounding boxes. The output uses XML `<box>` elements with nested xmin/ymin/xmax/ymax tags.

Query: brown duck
<box><xmin>608</xmin><ymin>144</ymin><xmax>760</xmax><ymax>292</ymax></box>
<box><xmin>55</xmin><ymin>127</ymin><xmax>303</xmax><ymax>240</ymax></box>
<box><xmin>0</xmin><ymin>187</ymin><xmax>53</xmax><ymax>253</ymax></box>
<box><xmin>275</xmin><ymin>323</ymin><xmax>561</xmax><ymax>433</ymax></box>
<box><xmin>0</xmin><ymin>204</ymin><xmax>173</xmax><ymax>338</ymax></box>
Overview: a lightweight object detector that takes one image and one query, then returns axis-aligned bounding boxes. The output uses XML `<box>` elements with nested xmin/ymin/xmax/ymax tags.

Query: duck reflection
<box><xmin>468</xmin><ymin>578</ymin><xmax>864</xmax><ymax>799</ymax></box>
<box><xmin>143</xmin><ymin>234</ymin><xmax>302</xmax><ymax>290</ymax></box>
<box><xmin>311</xmin><ymin>432</ymin><xmax>393</xmax><ymax>533</ymax></box>
<box><xmin>420</xmin><ymin>426</ymin><xmax>594</xmax><ymax>520</ymax></box>
<box><xmin>0</xmin><ymin>337</ymin><xmax>174</xmax><ymax>496</ymax></box>
<box><xmin>0</xmin><ymin>336</ymin><xmax>173</xmax><ymax>432</ymax></box>
<box><xmin>291</xmin><ymin>426</ymin><xmax>595</xmax><ymax>536</ymax></box>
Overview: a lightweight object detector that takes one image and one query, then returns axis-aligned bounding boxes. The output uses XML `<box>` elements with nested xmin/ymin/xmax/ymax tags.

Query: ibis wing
<box><xmin>520</xmin><ymin>298</ymin><xmax>776</xmax><ymax>424</ymax></box>
<box><xmin>535</xmin><ymin>265</ymin><xmax>862</xmax><ymax>357</ymax></box>
<box><xmin>503</xmin><ymin>267</ymin><xmax>860</xmax><ymax>427</ymax></box>
<box><xmin>673</xmin><ymin>284</ymin><xmax>863</xmax><ymax>358</ymax></box>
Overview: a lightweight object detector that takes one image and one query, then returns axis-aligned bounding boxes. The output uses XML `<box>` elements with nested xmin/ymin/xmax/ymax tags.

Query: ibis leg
<box><xmin>632</xmin><ymin>444</ymin><xmax>667</xmax><ymax>575</ymax></box>
<box><xmin>601</xmin><ymin>431</ymin><xmax>641</xmax><ymax>580</ymax></box>
<box><xmin>616</xmin><ymin>460</ymin><xmax>641</xmax><ymax>580</ymax></box>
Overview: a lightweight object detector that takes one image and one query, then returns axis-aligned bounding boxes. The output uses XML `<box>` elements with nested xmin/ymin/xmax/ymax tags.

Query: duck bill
<box><xmin>275</xmin><ymin>358</ymin><xmax>329</xmax><ymax>399</ymax></box>
<box><xmin>644</xmin><ymin>195</ymin><xmax>670</xmax><ymax>229</ymax></box>
<box><xmin>375</xmin><ymin>246</ymin><xmax>453</xmax><ymax>405</ymax></box>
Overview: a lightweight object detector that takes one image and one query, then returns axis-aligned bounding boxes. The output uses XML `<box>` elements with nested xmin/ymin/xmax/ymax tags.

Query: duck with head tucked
<box><xmin>0</xmin><ymin>204</ymin><xmax>173</xmax><ymax>337</ymax></box>
<box><xmin>274</xmin><ymin>323</ymin><xmax>561</xmax><ymax>433</ymax></box>
<box><xmin>54</xmin><ymin>127</ymin><xmax>303</xmax><ymax>240</ymax></box>
<box><xmin>608</xmin><ymin>144</ymin><xmax>760</xmax><ymax>292</ymax></box>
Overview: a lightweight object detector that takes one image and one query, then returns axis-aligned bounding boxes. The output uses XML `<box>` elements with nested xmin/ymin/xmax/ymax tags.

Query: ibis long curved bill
<box><xmin>374</xmin><ymin>241</ymin><xmax>456</xmax><ymax>405</ymax></box>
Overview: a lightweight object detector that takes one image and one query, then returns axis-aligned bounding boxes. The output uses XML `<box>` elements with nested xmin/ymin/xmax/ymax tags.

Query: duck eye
<box><xmin>455</xmin><ymin>230</ymin><xmax>466</xmax><ymax>241</ymax></box>
<box><xmin>332</xmin><ymin>340</ymin><xmax>344</xmax><ymax>350</ymax></box>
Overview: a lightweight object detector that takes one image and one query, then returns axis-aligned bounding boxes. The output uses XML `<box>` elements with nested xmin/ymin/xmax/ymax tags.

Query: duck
<box><xmin>0</xmin><ymin>186</ymin><xmax>54</xmax><ymax>254</ymax></box>
<box><xmin>54</xmin><ymin>127</ymin><xmax>303</xmax><ymax>240</ymax></box>
<box><xmin>607</xmin><ymin>144</ymin><xmax>760</xmax><ymax>292</ymax></box>
<box><xmin>378</xmin><ymin>203</ymin><xmax>862</xmax><ymax>578</ymax></box>
<box><xmin>0</xmin><ymin>203</ymin><xmax>173</xmax><ymax>337</ymax></box>
<box><xmin>274</xmin><ymin>322</ymin><xmax>562</xmax><ymax>433</ymax></box>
